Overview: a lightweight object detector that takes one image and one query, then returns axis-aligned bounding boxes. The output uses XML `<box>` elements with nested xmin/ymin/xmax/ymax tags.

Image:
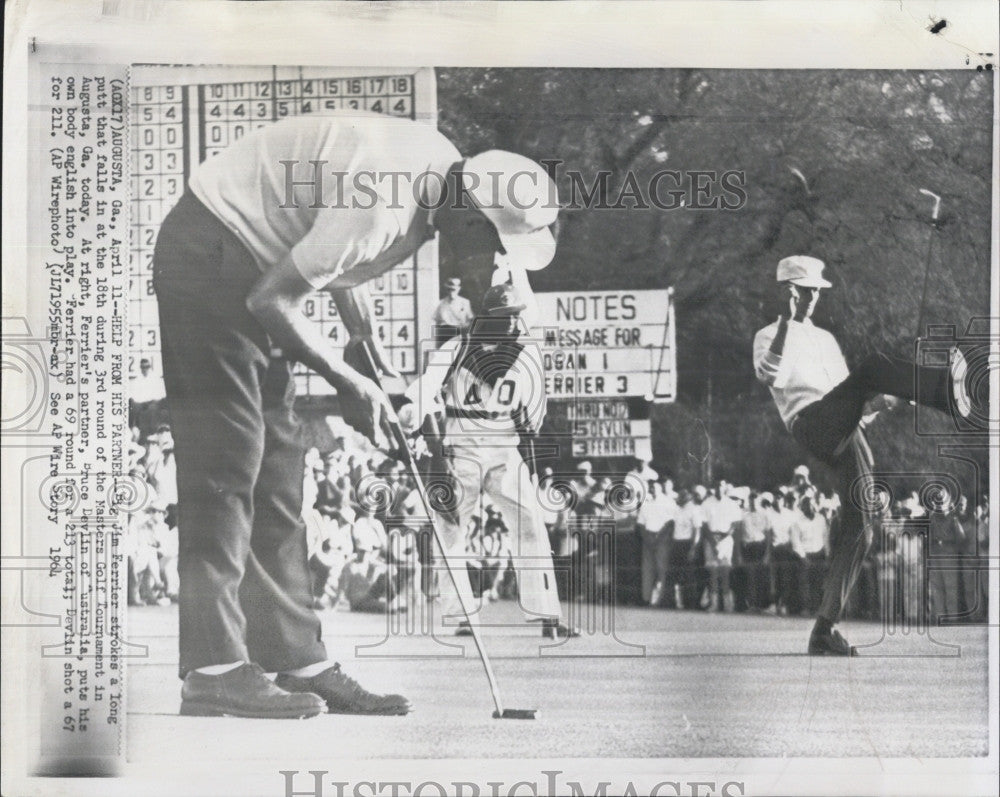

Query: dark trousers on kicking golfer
<box><xmin>153</xmin><ymin>191</ymin><xmax>326</xmax><ymax>678</ymax></box>
<box><xmin>790</xmin><ymin>351</ymin><xmax>953</xmax><ymax>624</ymax></box>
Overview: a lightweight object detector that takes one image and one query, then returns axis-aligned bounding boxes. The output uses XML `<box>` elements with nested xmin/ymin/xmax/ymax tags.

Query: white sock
<box><xmin>282</xmin><ymin>660</ymin><xmax>337</xmax><ymax>678</ymax></box>
<box><xmin>195</xmin><ymin>661</ymin><xmax>244</xmax><ymax>675</ymax></box>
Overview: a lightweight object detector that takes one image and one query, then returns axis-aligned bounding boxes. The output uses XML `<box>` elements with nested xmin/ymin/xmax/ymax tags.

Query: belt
<box><xmin>445</xmin><ymin>408</ymin><xmax>503</xmax><ymax>420</ymax></box>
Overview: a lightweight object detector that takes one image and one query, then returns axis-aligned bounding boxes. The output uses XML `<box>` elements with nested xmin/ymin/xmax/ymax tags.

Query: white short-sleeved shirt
<box><xmin>189</xmin><ymin>112</ymin><xmax>461</xmax><ymax>289</ymax></box>
<box><xmin>672</xmin><ymin>502</ymin><xmax>704</xmax><ymax>542</ymax></box>
<box><xmin>741</xmin><ymin>509</ymin><xmax>771</xmax><ymax>545</ymax></box>
<box><xmin>770</xmin><ymin>508</ymin><xmax>795</xmax><ymax>547</ymax></box>
<box><xmin>791</xmin><ymin>511</ymin><xmax>828</xmax><ymax>557</ymax></box>
<box><xmin>433</xmin><ymin>296</ymin><xmax>474</xmax><ymax>329</ymax></box>
<box><xmin>752</xmin><ymin>319</ymin><xmax>850</xmax><ymax>429</ymax></box>
<box><xmin>636</xmin><ymin>493</ymin><xmax>676</xmax><ymax>534</ymax></box>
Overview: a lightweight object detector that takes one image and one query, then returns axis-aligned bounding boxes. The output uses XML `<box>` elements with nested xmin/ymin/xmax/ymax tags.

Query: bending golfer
<box><xmin>153</xmin><ymin>111</ymin><xmax>559</xmax><ymax>717</ymax></box>
<box><xmin>752</xmin><ymin>255</ymin><xmax>972</xmax><ymax>655</ymax></box>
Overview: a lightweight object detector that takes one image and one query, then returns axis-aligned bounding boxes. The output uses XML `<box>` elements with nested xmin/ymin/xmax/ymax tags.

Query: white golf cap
<box><xmin>793</xmin><ymin>464</ymin><xmax>811</xmax><ymax>478</ymax></box>
<box><xmin>776</xmin><ymin>255</ymin><xmax>832</xmax><ymax>288</ymax></box>
<box><xmin>758</xmin><ymin>491</ymin><xmax>775</xmax><ymax>506</ymax></box>
<box><xmin>461</xmin><ymin>151</ymin><xmax>560</xmax><ymax>271</ymax></box>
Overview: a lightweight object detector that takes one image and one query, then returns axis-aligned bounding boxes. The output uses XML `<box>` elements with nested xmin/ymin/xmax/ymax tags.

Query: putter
<box><xmin>357</xmin><ymin>339</ymin><xmax>538</xmax><ymax>721</ymax></box>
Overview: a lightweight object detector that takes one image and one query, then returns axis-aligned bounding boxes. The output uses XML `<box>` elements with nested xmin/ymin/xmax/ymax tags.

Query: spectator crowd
<box><xmin>126</xmin><ymin>366</ymin><xmax>989</xmax><ymax>628</ymax></box>
<box><xmin>616</xmin><ymin>460</ymin><xmax>990</xmax><ymax>626</ymax></box>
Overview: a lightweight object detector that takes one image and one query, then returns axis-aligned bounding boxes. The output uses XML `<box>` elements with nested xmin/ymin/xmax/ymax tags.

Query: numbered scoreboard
<box><xmin>129</xmin><ymin>66</ymin><xmax>438</xmax><ymax>395</ymax></box>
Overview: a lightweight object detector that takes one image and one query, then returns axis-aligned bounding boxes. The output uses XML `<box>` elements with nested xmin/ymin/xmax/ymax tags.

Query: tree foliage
<box><xmin>438</xmin><ymin>69</ymin><xmax>993</xmax><ymax>493</ymax></box>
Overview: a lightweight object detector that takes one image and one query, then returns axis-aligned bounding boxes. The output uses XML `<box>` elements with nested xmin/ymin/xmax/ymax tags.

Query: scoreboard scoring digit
<box><xmin>129</xmin><ymin>66</ymin><xmax>437</xmax><ymax>396</ymax></box>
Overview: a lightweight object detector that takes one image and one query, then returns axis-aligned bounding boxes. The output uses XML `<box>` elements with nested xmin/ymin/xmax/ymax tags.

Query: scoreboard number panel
<box><xmin>129</xmin><ymin>66</ymin><xmax>437</xmax><ymax>396</ymax></box>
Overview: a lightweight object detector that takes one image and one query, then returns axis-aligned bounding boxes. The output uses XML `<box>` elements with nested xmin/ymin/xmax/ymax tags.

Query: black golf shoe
<box><xmin>808</xmin><ymin>625</ymin><xmax>857</xmax><ymax>656</ymax></box>
<box><xmin>276</xmin><ymin>663</ymin><xmax>412</xmax><ymax>715</ymax></box>
<box><xmin>542</xmin><ymin>619</ymin><xmax>580</xmax><ymax>639</ymax></box>
<box><xmin>180</xmin><ymin>662</ymin><xmax>325</xmax><ymax>719</ymax></box>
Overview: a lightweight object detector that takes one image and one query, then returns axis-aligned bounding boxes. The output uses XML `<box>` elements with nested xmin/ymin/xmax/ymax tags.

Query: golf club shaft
<box><xmin>915</xmin><ymin>190</ymin><xmax>941</xmax><ymax>340</ymax></box>
<box><xmin>358</xmin><ymin>340</ymin><xmax>508</xmax><ymax>717</ymax></box>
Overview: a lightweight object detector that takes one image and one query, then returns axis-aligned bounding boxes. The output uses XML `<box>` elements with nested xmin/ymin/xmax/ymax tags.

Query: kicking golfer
<box><xmin>153</xmin><ymin>111</ymin><xmax>559</xmax><ymax>717</ymax></box>
<box><xmin>398</xmin><ymin>283</ymin><xmax>577</xmax><ymax>639</ymax></box>
<box><xmin>752</xmin><ymin>255</ymin><xmax>972</xmax><ymax>655</ymax></box>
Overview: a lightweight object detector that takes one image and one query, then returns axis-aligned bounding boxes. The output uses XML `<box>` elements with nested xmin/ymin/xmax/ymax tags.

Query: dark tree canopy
<box><xmin>437</xmin><ymin>68</ymin><xmax>993</xmax><ymax>493</ymax></box>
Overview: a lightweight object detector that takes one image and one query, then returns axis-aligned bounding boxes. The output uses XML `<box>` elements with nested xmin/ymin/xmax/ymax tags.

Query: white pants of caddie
<box><xmin>435</xmin><ymin>438</ymin><xmax>562</xmax><ymax>625</ymax></box>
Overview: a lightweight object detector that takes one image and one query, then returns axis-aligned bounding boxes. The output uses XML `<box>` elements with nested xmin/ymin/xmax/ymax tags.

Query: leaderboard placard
<box><xmin>545</xmin><ymin>398</ymin><xmax>654</xmax><ymax>459</ymax></box>
<box><xmin>535</xmin><ymin>288</ymin><xmax>674</xmax><ymax>459</ymax></box>
<box><xmin>129</xmin><ymin>66</ymin><xmax>438</xmax><ymax>396</ymax></box>
<box><xmin>535</xmin><ymin>289</ymin><xmax>676</xmax><ymax>400</ymax></box>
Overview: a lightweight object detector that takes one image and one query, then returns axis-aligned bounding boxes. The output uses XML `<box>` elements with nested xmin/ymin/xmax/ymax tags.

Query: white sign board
<box><xmin>535</xmin><ymin>288</ymin><xmax>676</xmax><ymax>400</ymax></box>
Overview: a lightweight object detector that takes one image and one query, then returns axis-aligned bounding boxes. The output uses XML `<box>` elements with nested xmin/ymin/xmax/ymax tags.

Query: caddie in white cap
<box><xmin>751</xmin><ymin>253</ymin><xmax>975</xmax><ymax>656</ymax></box>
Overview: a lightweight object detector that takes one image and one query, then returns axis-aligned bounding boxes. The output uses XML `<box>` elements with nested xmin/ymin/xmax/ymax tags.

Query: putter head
<box><xmin>493</xmin><ymin>708</ymin><xmax>538</xmax><ymax>720</ymax></box>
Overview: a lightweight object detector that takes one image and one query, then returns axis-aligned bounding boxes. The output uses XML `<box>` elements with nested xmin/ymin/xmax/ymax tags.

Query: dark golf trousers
<box><xmin>791</xmin><ymin>351</ymin><xmax>952</xmax><ymax>623</ymax></box>
<box><xmin>153</xmin><ymin>191</ymin><xmax>326</xmax><ymax>678</ymax></box>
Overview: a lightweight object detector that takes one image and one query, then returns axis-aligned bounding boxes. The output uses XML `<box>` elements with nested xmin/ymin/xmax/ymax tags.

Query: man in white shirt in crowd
<box><xmin>790</xmin><ymin>495</ymin><xmax>830</xmax><ymax>615</ymax></box>
<box><xmin>736</xmin><ymin>490</ymin><xmax>773</xmax><ymax>612</ymax></box>
<box><xmin>132</xmin><ymin>357</ymin><xmax>167</xmax><ymax>403</ymax></box>
<box><xmin>686</xmin><ymin>484</ymin><xmax>711</xmax><ymax>604</ymax></box>
<box><xmin>700</xmin><ymin>484</ymin><xmax>743</xmax><ymax>611</ymax></box>
<box><xmin>667</xmin><ymin>489</ymin><xmax>701</xmax><ymax>609</ymax></box>
<box><xmin>768</xmin><ymin>490</ymin><xmax>798</xmax><ymax>614</ymax></box>
<box><xmin>153</xmin><ymin>111</ymin><xmax>560</xmax><ymax>716</ymax></box>
<box><xmin>753</xmin><ymin>255</ymin><xmax>972</xmax><ymax>654</ymax></box>
<box><xmin>432</xmin><ymin>277</ymin><xmax>474</xmax><ymax>347</ymax></box>
<box><xmin>636</xmin><ymin>480</ymin><xmax>676</xmax><ymax>606</ymax></box>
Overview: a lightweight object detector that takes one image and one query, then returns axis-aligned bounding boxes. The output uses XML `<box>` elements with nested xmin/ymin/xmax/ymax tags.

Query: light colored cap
<box><xmin>758</xmin><ymin>491</ymin><xmax>775</xmax><ymax>506</ymax></box>
<box><xmin>692</xmin><ymin>485</ymin><xmax>707</xmax><ymax>499</ymax></box>
<box><xmin>462</xmin><ymin>151</ymin><xmax>560</xmax><ymax>271</ymax></box>
<box><xmin>776</xmin><ymin>255</ymin><xmax>832</xmax><ymax>288</ymax></box>
<box><xmin>576</xmin><ymin>460</ymin><xmax>593</xmax><ymax>472</ymax></box>
<box><xmin>793</xmin><ymin>464</ymin><xmax>811</xmax><ymax>478</ymax></box>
